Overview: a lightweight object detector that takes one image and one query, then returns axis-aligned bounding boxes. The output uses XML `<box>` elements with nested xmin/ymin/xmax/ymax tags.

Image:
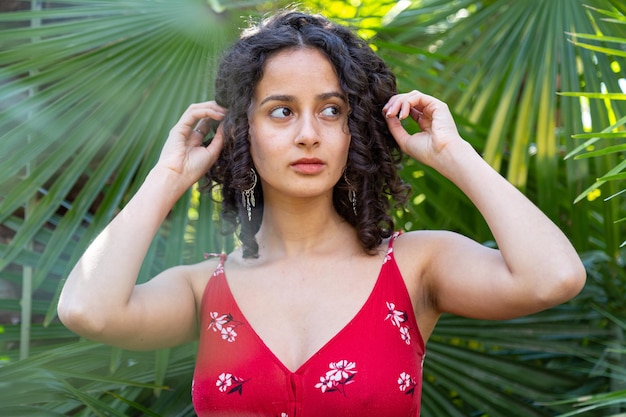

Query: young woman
<box><xmin>58</xmin><ymin>10</ymin><xmax>586</xmax><ymax>417</ymax></box>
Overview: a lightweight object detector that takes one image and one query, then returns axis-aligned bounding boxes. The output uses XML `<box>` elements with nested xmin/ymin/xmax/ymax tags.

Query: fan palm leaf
<box><xmin>376</xmin><ymin>0</ymin><xmax>624</xmax><ymax>253</ymax></box>
<box><xmin>0</xmin><ymin>0</ymin><xmax>622</xmax><ymax>416</ymax></box>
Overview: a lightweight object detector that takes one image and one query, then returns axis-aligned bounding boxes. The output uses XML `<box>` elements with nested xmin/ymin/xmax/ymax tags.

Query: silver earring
<box><xmin>242</xmin><ymin>168</ymin><xmax>257</xmax><ymax>222</ymax></box>
<box><xmin>344</xmin><ymin>171</ymin><xmax>357</xmax><ymax>216</ymax></box>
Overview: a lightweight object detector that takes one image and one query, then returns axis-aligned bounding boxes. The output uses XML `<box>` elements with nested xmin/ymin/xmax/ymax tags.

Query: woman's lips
<box><xmin>291</xmin><ymin>158</ymin><xmax>325</xmax><ymax>174</ymax></box>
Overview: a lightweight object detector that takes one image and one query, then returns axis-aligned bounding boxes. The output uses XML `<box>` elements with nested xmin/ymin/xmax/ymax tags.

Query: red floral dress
<box><xmin>192</xmin><ymin>233</ymin><xmax>425</xmax><ymax>417</ymax></box>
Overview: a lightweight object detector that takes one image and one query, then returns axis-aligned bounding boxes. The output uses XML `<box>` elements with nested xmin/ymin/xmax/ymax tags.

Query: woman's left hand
<box><xmin>383</xmin><ymin>90</ymin><xmax>463</xmax><ymax>168</ymax></box>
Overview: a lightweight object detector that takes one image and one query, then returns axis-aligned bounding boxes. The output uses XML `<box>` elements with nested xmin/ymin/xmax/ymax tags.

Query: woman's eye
<box><xmin>321</xmin><ymin>106</ymin><xmax>340</xmax><ymax>117</ymax></box>
<box><xmin>270</xmin><ymin>107</ymin><xmax>292</xmax><ymax>118</ymax></box>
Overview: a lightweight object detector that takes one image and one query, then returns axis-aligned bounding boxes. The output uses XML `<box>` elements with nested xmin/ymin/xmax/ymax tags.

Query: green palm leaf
<box><xmin>0</xmin><ymin>340</ymin><xmax>197</xmax><ymax>416</ymax></box>
<box><xmin>377</xmin><ymin>0</ymin><xmax>624</xmax><ymax>253</ymax></box>
<box><xmin>1</xmin><ymin>1</ymin><xmax>624</xmax><ymax>416</ymax></box>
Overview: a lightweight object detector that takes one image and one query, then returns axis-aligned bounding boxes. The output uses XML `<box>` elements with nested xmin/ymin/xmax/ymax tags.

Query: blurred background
<box><xmin>0</xmin><ymin>0</ymin><xmax>624</xmax><ymax>415</ymax></box>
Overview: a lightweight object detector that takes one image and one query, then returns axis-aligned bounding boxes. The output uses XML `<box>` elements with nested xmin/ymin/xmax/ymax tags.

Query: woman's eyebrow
<box><xmin>260</xmin><ymin>94</ymin><xmax>295</xmax><ymax>106</ymax></box>
<box><xmin>259</xmin><ymin>91</ymin><xmax>346</xmax><ymax>106</ymax></box>
<box><xmin>317</xmin><ymin>91</ymin><xmax>347</xmax><ymax>102</ymax></box>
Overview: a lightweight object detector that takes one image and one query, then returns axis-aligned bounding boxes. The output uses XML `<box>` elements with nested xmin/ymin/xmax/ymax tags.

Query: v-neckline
<box><xmin>219</xmin><ymin>254</ymin><xmax>388</xmax><ymax>374</ymax></box>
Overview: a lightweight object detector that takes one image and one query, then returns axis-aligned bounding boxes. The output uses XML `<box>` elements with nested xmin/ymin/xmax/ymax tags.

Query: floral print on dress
<box><xmin>314</xmin><ymin>360</ymin><xmax>357</xmax><ymax>396</ymax></box>
<box><xmin>398</xmin><ymin>372</ymin><xmax>417</xmax><ymax>396</ymax></box>
<box><xmin>383</xmin><ymin>246</ymin><xmax>393</xmax><ymax>264</ymax></box>
<box><xmin>216</xmin><ymin>372</ymin><xmax>248</xmax><ymax>395</ymax></box>
<box><xmin>212</xmin><ymin>262</ymin><xmax>224</xmax><ymax>277</ymax></box>
<box><xmin>208</xmin><ymin>312</ymin><xmax>243</xmax><ymax>343</ymax></box>
<box><xmin>385</xmin><ymin>302</ymin><xmax>411</xmax><ymax>345</ymax></box>
<box><xmin>383</xmin><ymin>231</ymin><xmax>401</xmax><ymax>264</ymax></box>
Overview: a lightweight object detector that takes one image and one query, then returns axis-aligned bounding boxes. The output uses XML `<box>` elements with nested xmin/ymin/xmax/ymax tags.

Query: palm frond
<box><xmin>377</xmin><ymin>0</ymin><xmax>625</xmax><ymax>253</ymax></box>
<box><xmin>1</xmin><ymin>1</ymin><xmax>624</xmax><ymax>416</ymax></box>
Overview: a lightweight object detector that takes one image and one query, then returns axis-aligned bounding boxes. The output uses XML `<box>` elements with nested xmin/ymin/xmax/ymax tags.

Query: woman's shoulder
<box><xmin>391</xmin><ymin>229</ymin><xmax>459</xmax><ymax>275</ymax></box>
<box><xmin>186</xmin><ymin>247</ymin><xmax>249</xmax><ymax>282</ymax></box>
<box><xmin>394</xmin><ymin>229</ymin><xmax>463</xmax><ymax>248</ymax></box>
<box><xmin>393</xmin><ymin>229</ymin><xmax>449</xmax><ymax>247</ymax></box>
<box><xmin>178</xmin><ymin>255</ymin><xmax>223</xmax><ymax>275</ymax></box>
<box><xmin>183</xmin><ymin>255</ymin><xmax>227</xmax><ymax>296</ymax></box>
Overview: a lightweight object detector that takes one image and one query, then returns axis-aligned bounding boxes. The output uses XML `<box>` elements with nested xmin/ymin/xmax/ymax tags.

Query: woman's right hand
<box><xmin>156</xmin><ymin>101</ymin><xmax>226</xmax><ymax>187</ymax></box>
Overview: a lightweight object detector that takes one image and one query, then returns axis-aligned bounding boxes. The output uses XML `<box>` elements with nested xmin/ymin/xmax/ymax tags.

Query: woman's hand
<box><xmin>383</xmin><ymin>90</ymin><xmax>463</xmax><ymax>169</ymax></box>
<box><xmin>156</xmin><ymin>101</ymin><xmax>226</xmax><ymax>187</ymax></box>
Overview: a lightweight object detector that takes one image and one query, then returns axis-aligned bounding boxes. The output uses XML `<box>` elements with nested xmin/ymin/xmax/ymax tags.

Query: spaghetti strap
<box><xmin>204</xmin><ymin>252</ymin><xmax>227</xmax><ymax>269</ymax></box>
<box><xmin>388</xmin><ymin>230</ymin><xmax>402</xmax><ymax>249</ymax></box>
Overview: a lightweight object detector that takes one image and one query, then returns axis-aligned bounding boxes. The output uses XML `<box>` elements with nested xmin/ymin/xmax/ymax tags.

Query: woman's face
<box><xmin>248</xmin><ymin>47</ymin><xmax>351</xmax><ymax>203</ymax></box>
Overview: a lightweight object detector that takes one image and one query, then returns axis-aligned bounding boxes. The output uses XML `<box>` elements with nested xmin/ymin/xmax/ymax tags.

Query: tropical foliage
<box><xmin>0</xmin><ymin>0</ymin><xmax>624</xmax><ymax>416</ymax></box>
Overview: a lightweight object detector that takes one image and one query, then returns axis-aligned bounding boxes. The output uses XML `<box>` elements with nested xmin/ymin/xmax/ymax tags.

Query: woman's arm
<box><xmin>57</xmin><ymin>102</ymin><xmax>225</xmax><ymax>350</ymax></box>
<box><xmin>384</xmin><ymin>91</ymin><xmax>586</xmax><ymax>319</ymax></box>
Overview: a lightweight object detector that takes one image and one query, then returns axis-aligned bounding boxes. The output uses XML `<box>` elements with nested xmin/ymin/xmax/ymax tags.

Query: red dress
<box><xmin>192</xmin><ymin>233</ymin><xmax>425</xmax><ymax>417</ymax></box>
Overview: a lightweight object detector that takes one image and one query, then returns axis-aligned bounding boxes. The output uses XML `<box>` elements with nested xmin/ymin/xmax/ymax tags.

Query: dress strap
<box><xmin>204</xmin><ymin>252</ymin><xmax>227</xmax><ymax>269</ymax></box>
<box><xmin>388</xmin><ymin>231</ymin><xmax>402</xmax><ymax>249</ymax></box>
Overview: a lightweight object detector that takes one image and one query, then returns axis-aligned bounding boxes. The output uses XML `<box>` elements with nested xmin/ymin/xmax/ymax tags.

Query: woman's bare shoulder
<box><xmin>180</xmin><ymin>256</ymin><xmax>225</xmax><ymax>296</ymax></box>
<box><xmin>393</xmin><ymin>229</ymin><xmax>470</xmax><ymax>276</ymax></box>
<box><xmin>394</xmin><ymin>229</ymin><xmax>453</xmax><ymax>252</ymax></box>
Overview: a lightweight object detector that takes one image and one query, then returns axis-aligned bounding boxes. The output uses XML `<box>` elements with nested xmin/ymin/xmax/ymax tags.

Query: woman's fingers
<box><xmin>384</xmin><ymin>90</ymin><xmax>425</xmax><ymax>119</ymax></box>
<box><xmin>173</xmin><ymin>102</ymin><xmax>227</xmax><ymax>140</ymax></box>
<box><xmin>193</xmin><ymin>117</ymin><xmax>222</xmax><ymax>141</ymax></box>
<box><xmin>383</xmin><ymin>90</ymin><xmax>462</xmax><ymax>166</ymax></box>
<box><xmin>158</xmin><ymin>101</ymin><xmax>228</xmax><ymax>181</ymax></box>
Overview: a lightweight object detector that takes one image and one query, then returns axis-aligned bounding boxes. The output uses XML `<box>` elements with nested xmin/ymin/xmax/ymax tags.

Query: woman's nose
<box><xmin>295</xmin><ymin>114</ymin><xmax>320</xmax><ymax>147</ymax></box>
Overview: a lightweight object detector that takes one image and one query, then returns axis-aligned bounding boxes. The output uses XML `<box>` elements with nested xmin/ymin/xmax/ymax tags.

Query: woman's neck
<box><xmin>254</xmin><ymin>196</ymin><xmax>357</xmax><ymax>259</ymax></box>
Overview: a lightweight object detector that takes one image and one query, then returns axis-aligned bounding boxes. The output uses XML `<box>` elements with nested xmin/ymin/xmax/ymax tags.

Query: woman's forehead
<box><xmin>253</xmin><ymin>48</ymin><xmax>343</xmax><ymax>100</ymax></box>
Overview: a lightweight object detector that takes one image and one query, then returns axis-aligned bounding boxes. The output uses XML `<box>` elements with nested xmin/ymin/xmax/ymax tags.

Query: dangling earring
<box><xmin>242</xmin><ymin>168</ymin><xmax>257</xmax><ymax>222</ymax></box>
<box><xmin>344</xmin><ymin>171</ymin><xmax>357</xmax><ymax>216</ymax></box>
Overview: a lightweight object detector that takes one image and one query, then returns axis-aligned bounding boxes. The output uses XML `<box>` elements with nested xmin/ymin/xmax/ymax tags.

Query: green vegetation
<box><xmin>0</xmin><ymin>0</ymin><xmax>624</xmax><ymax>415</ymax></box>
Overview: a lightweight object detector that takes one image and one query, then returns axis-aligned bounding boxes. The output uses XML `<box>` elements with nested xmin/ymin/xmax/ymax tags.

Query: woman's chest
<box><xmin>225</xmin><ymin>256</ymin><xmax>383</xmax><ymax>371</ymax></box>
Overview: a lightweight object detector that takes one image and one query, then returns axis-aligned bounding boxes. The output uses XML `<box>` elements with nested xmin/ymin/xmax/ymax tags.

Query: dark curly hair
<box><xmin>206</xmin><ymin>10</ymin><xmax>409</xmax><ymax>258</ymax></box>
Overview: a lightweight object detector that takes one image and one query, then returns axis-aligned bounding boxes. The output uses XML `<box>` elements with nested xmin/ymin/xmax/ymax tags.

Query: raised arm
<box><xmin>57</xmin><ymin>102</ymin><xmax>226</xmax><ymax>350</ymax></box>
<box><xmin>384</xmin><ymin>91</ymin><xmax>586</xmax><ymax>320</ymax></box>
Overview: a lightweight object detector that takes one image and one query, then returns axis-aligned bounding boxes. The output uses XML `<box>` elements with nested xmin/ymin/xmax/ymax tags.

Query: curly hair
<box><xmin>206</xmin><ymin>10</ymin><xmax>409</xmax><ymax>258</ymax></box>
